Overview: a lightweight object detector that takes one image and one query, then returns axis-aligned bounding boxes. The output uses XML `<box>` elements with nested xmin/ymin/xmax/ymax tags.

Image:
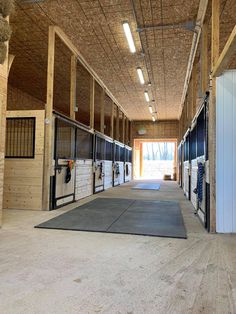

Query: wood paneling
<box><xmin>3</xmin><ymin>110</ymin><xmax>45</xmax><ymax>210</ymax></box>
<box><xmin>132</xmin><ymin>120</ymin><xmax>179</xmax><ymax>141</ymax></box>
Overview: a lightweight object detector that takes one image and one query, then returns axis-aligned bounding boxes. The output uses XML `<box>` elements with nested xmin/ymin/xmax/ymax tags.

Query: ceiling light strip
<box><xmin>123</xmin><ymin>22</ymin><xmax>136</xmax><ymax>53</ymax></box>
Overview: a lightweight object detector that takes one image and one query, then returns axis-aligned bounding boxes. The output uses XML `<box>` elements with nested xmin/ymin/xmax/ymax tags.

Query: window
<box><xmin>120</xmin><ymin>147</ymin><xmax>125</xmax><ymax>162</ymax></box>
<box><xmin>96</xmin><ymin>137</ymin><xmax>105</xmax><ymax>160</ymax></box>
<box><xmin>190</xmin><ymin>127</ymin><xmax>197</xmax><ymax>160</ymax></box>
<box><xmin>105</xmin><ymin>141</ymin><xmax>113</xmax><ymax>161</ymax></box>
<box><xmin>76</xmin><ymin>127</ymin><xmax>93</xmax><ymax>159</ymax></box>
<box><xmin>5</xmin><ymin>117</ymin><xmax>35</xmax><ymax>158</ymax></box>
<box><xmin>115</xmin><ymin>144</ymin><xmax>120</xmax><ymax>161</ymax></box>
<box><xmin>55</xmin><ymin>118</ymin><xmax>75</xmax><ymax>159</ymax></box>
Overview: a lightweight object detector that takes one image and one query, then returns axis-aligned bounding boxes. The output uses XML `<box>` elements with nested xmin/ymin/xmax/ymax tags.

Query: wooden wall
<box><xmin>3</xmin><ymin>110</ymin><xmax>45</xmax><ymax>210</ymax></box>
<box><xmin>7</xmin><ymin>85</ymin><xmax>45</xmax><ymax>110</ymax></box>
<box><xmin>131</xmin><ymin>120</ymin><xmax>179</xmax><ymax>141</ymax></box>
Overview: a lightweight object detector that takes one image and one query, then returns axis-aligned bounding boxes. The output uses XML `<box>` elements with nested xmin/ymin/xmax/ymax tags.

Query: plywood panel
<box><xmin>3</xmin><ymin>110</ymin><xmax>45</xmax><ymax>210</ymax></box>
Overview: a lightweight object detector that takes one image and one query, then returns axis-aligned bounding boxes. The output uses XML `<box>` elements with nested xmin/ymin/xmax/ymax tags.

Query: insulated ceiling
<box><xmin>8</xmin><ymin>0</ymin><xmax>236</xmax><ymax>120</ymax></box>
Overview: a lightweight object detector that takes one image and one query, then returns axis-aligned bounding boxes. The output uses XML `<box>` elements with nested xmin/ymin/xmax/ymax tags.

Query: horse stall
<box><xmin>183</xmin><ymin>132</ymin><xmax>190</xmax><ymax>199</ymax></box>
<box><xmin>113</xmin><ymin>141</ymin><xmax>125</xmax><ymax>186</ymax></box>
<box><xmin>104</xmin><ymin>138</ymin><xmax>113</xmax><ymax>190</ymax></box>
<box><xmin>124</xmin><ymin>146</ymin><xmax>132</xmax><ymax>182</ymax></box>
<box><xmin>177</xmin><ymin>141</ymin><xmax>183</xmax><ymax>188</ymax></box>
<box><xmin>3</xmin><ymin>110</ymin><xmax>45</xmax><ymax>210</ymax></box>
<box><xmin>94</xmin><ymin>134</ymin><xmax>105</xmax><ymax>193</ymax></box>
<box><xmin>52</xmin><ymin>113</ymin><xmax>93</xmax><ymax>209</ymax></box>
<box><xmin>190</xmin><ymin>124</ymin><xmax>197</xmax><ymax>209</ymax></box>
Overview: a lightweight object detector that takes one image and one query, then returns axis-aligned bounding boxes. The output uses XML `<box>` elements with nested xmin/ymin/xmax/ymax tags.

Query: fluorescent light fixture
<box><xmin>144</xmin><ymin>91</ymin><xmax>150</xmax><ymax>102</ymax></box>
<box><xmin>152</xmin><ymin>116</ymin><xmax>155</xmax><ymax>122</ymax></box>
<box><xmin>137</xmin><ymin>67</ymin><xmax>145</xmax><ymax>84</ymax></box>
<box><xmin>123</xmin><ymin>22</ymin><xmax>136</xmax><ymax>53</ymax></box>
<box><xmin>148</xmin><ymin>105</ymin><xmax>153</xmax><ymax>113</ymax></box>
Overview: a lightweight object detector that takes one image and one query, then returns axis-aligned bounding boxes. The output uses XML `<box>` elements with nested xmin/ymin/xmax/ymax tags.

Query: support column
<box><xmin>110</xmin><ymin>102</ymin><xmax>114</xmax><ymax>139</ymax></box>
<box><xmin>140</xmin><ymin>142</ymin><xmax>143</xmax><ymax>178</ymax></box>
<box><xmin>90</xmin><ymin>77</ymin><xmax>95</xmax><ymax>129</ymax></box>
<box><xmin>209</xmin><ymin>0</ymin><xmax>220</xmax><ymax>232</ymax></box>
<box><xmin>70</xmin><ymin>55</ymin><xmax>77</xmax><ymax>120</ymax></box>
<box><xmin>0</xmin><ymin>34</ymin><xmax>9</xmax><ymax>226</ymax></box>
<box><xmin>122</xmin><ymin>112</ymin><xmax>125</xmax><ymax>143</ymax></box>
<box><xmin>116</xmin><ymin>106</ymin><xmax>119</xmax><ymax>141</ymax></box>
<box><xmin>100</xmin><ymin>89</ymin><xmax>105</xmax><ymax>133</ymax></box>
<box><xmin>201</xmin><ymin>21</ymin><xmax>208</xmax><ymax>94</ymax></box>
<box><xmin>43</xmin><ymin>26</ymin><xmax>55</xmax><ymax>210</ymax></box>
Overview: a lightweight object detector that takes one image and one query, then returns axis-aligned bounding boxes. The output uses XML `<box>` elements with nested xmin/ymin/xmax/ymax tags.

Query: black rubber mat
<box><xmin>36</xmin><ymin>198</ymin><xmax>187</xmax><ymax>239</ymax></box>
<box><xmin>132</xmin><ymin>183</ymin><xmax>161</xmax><ymax>190</ymax></box>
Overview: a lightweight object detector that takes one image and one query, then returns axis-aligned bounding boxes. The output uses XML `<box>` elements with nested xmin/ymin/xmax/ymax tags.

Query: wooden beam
<box><xmin>116</xmin><ymin>106</ymin><xmax>119</xmax><ymax>141</ymax></box>
<box><xmin>201</xmin><ymin>21</ymin><xmax>208</xmax><ymax>92</ymax></box>
<box><xmin>53</xmin><ymin>26</ymin><xmax>129</xmax><ymax>119</ymax></box>
<box><xmin>90</xmin><ymin>76</ymin><xmax>95</xmax><ymax>129</ymax></box>
<box><xmin>110</xmin><ymin>101</ymin><xmax>114</xmax><ymax>139</ymax></box>
<box><xmin>70</xmin><ymin>55</ymin><xmax>77</xmax><ymax>120</ymax></box>
<box><xmin>8</xmin><ymin>54</ymin><xmax>15</xmax><ymax>75</ymax></box>
<box><xmin>209</xmin><ymin>0</ymin><xmax>220</xmax><ymax>233</ymax></box>
<box><xmin>100</xmin><ymin>88</ymin><xmax>105</xmax><ymax>133</ymax></box>
<box><xmin>0</xmin><ymin>18</ymin><xmax>9</xmax><ymax>225</ymax></box>
<box><xmin>192</xmin><ymin>62</ymin><xmax>197</xmax><ymax>117</ymax></box>
<box><xmin>122</xmin><ymin>112</ymin><xmax>125</xmax><ymax>143</ymax></box>
<box><xmin>179</xmin><ymin>0</ymin><xmax>208</xmax><ymax>118</ymax></box>
<box><xmin>140</xmin><ymin>142</ymin><xmax>143</xmax><ymax>177</ymax></box>
<box><xmin>212</xmin><ymin>25</ymin><xmax>236</xmax><ymax>77</ymax></box>
<box><xmin>43</xmin><ymin>26</ymin><xmax>55</xmax><ymax>210</ymax></box>
<box><xmin>125</xmin><ymin>117</ymin><xmax>129</xmax><ymax>145</ymax></box>
<box><xmin>211</xmin><ymin>0</ymin><xmax>220</xmax><ymax>69</ymax></box>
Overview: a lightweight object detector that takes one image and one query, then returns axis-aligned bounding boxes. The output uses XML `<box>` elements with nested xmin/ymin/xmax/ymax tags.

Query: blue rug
<box><xmin>132</xmin><ymin>183</ymin><xmax>161</xmax><ymax>190</ymax></box>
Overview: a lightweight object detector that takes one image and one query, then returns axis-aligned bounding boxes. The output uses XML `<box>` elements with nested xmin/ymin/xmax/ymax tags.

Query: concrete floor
<box><xmin>0</xmin><ymin>180</ymin><xmax>236</xmax><ymax>314</ymax></box>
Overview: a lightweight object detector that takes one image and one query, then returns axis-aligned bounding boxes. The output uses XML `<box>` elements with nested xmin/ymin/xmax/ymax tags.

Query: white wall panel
<box><xmin>216</xmin><ymin>70</ymin><xmax>236</xmax><ymax>233</ymax></box>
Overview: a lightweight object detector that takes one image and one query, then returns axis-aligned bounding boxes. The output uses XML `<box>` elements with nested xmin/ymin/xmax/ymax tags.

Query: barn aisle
<box><xmin>0</xmin><ymin>180</ymin><xmax>235</xmax><ymax>314</ymax></box>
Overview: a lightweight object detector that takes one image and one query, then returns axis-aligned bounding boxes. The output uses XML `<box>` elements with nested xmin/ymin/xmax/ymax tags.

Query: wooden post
<box><xmin>70</xmin><ymin>55</ymin><xmax>77</xmax><ymax>120</ymax></box>
<box><xmin>201</xmin><ymin>21</ymin><xmax>208</xmax><ymax>94</ymax></box>
<box><xmin>90</xmin><ymin>76</ymin><xmax>95</xmax><ymax>129</ymax></box>
<box><xmin>140</xmin><ymin>142</ymin><xmax>143</xmax><ymax>178</ymax></box>
<box><xmin>0</xmin><ymin>23</ymin><xmax>9</xmax><ymax>225</ymax></box>
<box><xmin>122</xmin><ymin>112</ymin><xmax>125</xmax><ymax>143</ymax></box>
<box><xmin>125</xmin><ymin>117</ymin><xmax>129</xmax><ymax>145</ymax></box>
<box><xmin>116</xmin><ymin>106</ymin><xmax>119</xmax><ymax>141</ymax></box>
<box><xmin>110</xmin><ymin>101</ymin><xmax>114</xmax><ymax>139</ymax></box>
<box><xmin>192</xmin><ymin>62</ymin><xmax>197</xmax><ymax>117</ymax></box>
<box><xmin>100</xmin><ymin>89</ymin><xmax>105</xmax><ymax>133</ymax></box>
<box><xmin>43</xmin><ymin>26</ymin><xmax>55</xmax><ymax>210</ymax></box>
<box><xmin>209</xmin><ymin>0</ymin><xmax>220</xmax><ymax>232</ymax></box>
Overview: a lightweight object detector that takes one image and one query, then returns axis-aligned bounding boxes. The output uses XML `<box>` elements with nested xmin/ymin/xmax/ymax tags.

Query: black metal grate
<box><xmin>5</xmin><ymin>117</ymin><xmax>36</xmax><ymax>158</ymax></box>
<box><xmin>55</xmin><ymin>118</ymin><xmax>75</xmax><ymax>159</ymax></box>
<box><xmin>96</xmin><ymin>137</ymin><xmax>105</xmax><ymax>160</ymax></box>
<box><xmin>105</xmin><ymin>141</ymin><xmax>113</xmax><ymax>161</ymax></box>
<box><xmin>76</xmin><ymin>127</ymin><xmax>93</xmax><ymax>159</ymax></box>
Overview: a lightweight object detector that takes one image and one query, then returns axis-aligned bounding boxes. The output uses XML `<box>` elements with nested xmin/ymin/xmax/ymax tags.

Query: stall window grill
<box><xmin>96</xmin><ymin>137</ymin><xmax>105</xmax><ymax>160</ymax></box>
<box><xmin>76</xmin><ymin>128</ymin><xmax>93</xmax><ymax>159</ymax></box>
<box><xmin>125</xmin><ymin>148</ymin><xmax>131</xmax><ymax>162</ymax></box>
<box><xmin>184</xmin><ymin>135</ymin><xmax>189</xmax><ymax>161</ymax></box>
<box><xmin>105</xmin><ymin>141</ymin><xmax>113</xmax><ymax>161</ymax></box>
<box><xmin>120</xmin><ymin>147</ymin><xmax>125</xmax><ymax>162</ymax></box>
<box><xmin>5</xmin><ymin>117</ymin><xmax>35</xmax><ymax>158</ymax></box>
<box><xmin>115</xmin><ymin>144</ymin><xmax>120</xmax><ymax>161</ymax></box>
<box><xmin>197</xmin><ymin>109</ymin><xmax>205</xmax><ymax>157</ymax></box>
<box><xmin>190</xmin><ymin>127</ymin><xmax>197</xmax><ymax>160</ymax></box>
<box><xmin>55</xmin><ymin>118</ymin><xmax>75</xmax><ymax>159</ymax></box>
<box><xmin>127</xmin><ymin>150</ymin><xmax>132</xmax><ymax>163</ymax></box>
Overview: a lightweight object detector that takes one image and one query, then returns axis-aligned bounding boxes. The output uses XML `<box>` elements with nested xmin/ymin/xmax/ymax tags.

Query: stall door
<box><xmin>94</xmin><ymin>136</ymin><xmax>105</xmax><ymax>193</ymax></box>
<box><xmin>53</xmin><ymin>118</ymin><xmax>75</xmax><ymax>209</ymax></box>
